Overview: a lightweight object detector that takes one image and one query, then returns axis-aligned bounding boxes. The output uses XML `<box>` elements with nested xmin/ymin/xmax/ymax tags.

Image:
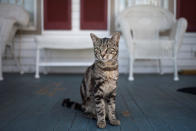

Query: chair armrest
<box><xmin>171</xmin><ymin>18</ymin><xmax>188</xmax><ymax>53</ymax></box>
<box><xmin>119</xmin><ymin>20</ymin><xmax>134</xmax><ymax>56</ymax></box>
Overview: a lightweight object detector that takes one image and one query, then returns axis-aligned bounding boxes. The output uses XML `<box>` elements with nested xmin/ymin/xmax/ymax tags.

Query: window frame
<box><xmin>41</xmin><ymin>0</ymin><xmax>111</xmax><ymax>35</ymax></box>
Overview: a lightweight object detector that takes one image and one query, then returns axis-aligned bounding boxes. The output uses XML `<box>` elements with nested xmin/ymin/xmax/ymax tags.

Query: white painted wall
<box><xmin>2</xmin><ymin>33</ymin><xmax>196</xmax><ymax>74</ymax></box>
<box><xmin>2</xmin><ymin>0</ymin><xmax>196</xmax><ymax>75</ymax></box>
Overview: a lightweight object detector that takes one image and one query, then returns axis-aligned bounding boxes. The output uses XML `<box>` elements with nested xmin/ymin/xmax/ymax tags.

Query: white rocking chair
<box><xmin>118</xmin><ymin>5</ymin><xmax>187</xmax><ymax>81</ymax></box>
<box><xmin>0</xmin><ymin>3</ymin><xmax>29</xmax><ymax>80</ymax></box>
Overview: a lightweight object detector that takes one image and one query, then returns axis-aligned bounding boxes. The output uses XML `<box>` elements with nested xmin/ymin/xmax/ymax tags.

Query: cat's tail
<box><xmin>62</xmin><ymin>98</ymin><xmax>84</xmax><ymax>111</ymax></box>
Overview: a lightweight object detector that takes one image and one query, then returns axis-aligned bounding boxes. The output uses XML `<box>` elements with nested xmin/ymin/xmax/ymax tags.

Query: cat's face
<box><xmin>90</xmin><ymin>32</ymin><xmax>120</xmax><ymax>62</ymax></box>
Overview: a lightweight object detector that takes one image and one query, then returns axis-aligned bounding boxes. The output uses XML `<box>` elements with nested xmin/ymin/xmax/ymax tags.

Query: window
<box><xmin>43</xmin><ymin>0</ymin><xmax>109</xmax><ymax>31</ymax></box>
<box><xmin>80</xmin><ymin>0</ymin><xmax>108</xmax><ymax>30</ymax></box>
<box><xmin>177</xmin><ymin>0</ymin><xmax>196</xmax><ymax>32</ymax></box>
<box><xmin>44</xmin><ymin>0</ymin><xmax>71</xmax><ymax>30</ymax></box>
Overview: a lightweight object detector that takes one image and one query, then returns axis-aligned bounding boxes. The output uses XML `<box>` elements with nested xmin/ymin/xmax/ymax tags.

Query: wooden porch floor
<box><xmin>0</xmin><ymin>74</ymin><xmax>196</xmax><ymax>131</ymax></box>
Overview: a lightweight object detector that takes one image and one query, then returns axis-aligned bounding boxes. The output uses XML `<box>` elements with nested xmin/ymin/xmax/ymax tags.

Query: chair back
<box><xmin>118</xmin><ymin>5</ymin><xmax>175</xmax><ymax>41</ymax></box>
<box><xmin>0</xmin><ymin>3</ymin><xmax>29</xmax><ymax>26</ymax></box>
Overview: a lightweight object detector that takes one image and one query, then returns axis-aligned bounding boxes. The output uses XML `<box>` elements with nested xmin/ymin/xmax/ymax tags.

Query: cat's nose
<box><xmin>101</xmin><ymin>52</ymin><xmax>105</xmax><ymax>57</ymax></box>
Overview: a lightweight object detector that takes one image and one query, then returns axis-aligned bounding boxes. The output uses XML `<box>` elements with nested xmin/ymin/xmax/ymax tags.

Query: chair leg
<box><xmin>0</xmin><ymin>51</ymin><xmax>3</xmax><ymax>81</ymax></box>
<box><xmin>43</xmin><ymin>67</ymin><xmax>48</xmax><ymax>75</ymax></box>
<box><xmin>128</xmin><ymin>57</ymin><xmax>134</xmax><ymax>81</ymax></box>
<box><xmin>158</xmin><ymin>59</ymin><xmax>163</xmax><ymax>75</ymax></box>
<box><xmin>43</xmin><ymin>49</ymin><xmax>48</xmax><ymax>75</ymax></box>
<box><xmin>174</xmin><ymin>58</ymin><xmax>179</xmax><ymax>81</ymax></box>
<box><xmin>35</xmin><ymin>48</ymin><xmax>40</xmax><ymax>79</ymax></box>
<box><xmin>10</xmin><ymin>43</ymin><xmax>24</xmax><ymax>74</ymax></box>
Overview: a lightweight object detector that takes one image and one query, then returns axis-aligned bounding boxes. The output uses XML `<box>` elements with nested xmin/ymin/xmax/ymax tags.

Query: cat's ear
<box><xmin>111</xmin><ymin>32</ymin><xmax>120</xmax><ymax>45</ymax></box>
<box><xmin>90</xmin><ymin>33</ymin><xmax>99</xmax><ymax>43</ymax></box>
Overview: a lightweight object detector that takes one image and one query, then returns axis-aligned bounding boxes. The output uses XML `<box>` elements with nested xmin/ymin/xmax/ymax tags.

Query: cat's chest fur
<box><xmin>99</xmin><ymin>70</ymin><xmax>118</xmax><ymax>96</ymax></box>
<box><xmin>103</xmin><ymin>70</ymin><xmax>118</xmax><ymax>80</ymax></box>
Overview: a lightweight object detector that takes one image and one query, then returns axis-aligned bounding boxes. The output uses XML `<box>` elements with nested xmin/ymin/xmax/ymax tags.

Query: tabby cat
<box><xmin>62</xmin><ymin>32</ymin><xmax>121</xmax><ymax>128</ymax></box>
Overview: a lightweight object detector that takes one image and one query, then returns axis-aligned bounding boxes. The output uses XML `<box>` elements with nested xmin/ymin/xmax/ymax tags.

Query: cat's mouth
<box><xmin>101</xmin><ymin>58</ymin><xmax>110</xmax><ymax>62</ymax></box>
<box><xmin>99</xmin><ymin>58</ymin><xmax>115</xmax><ymax>63</ymax></box>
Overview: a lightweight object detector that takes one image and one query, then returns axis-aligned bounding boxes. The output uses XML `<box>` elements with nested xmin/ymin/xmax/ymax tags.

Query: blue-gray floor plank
<box><xmin>123</xmin><ymin>74</ymin><xmax>196</xmax><ymax>131</ymax></box>
<box><xmin>0</xmin><ymin>73</ymin><xmax>196</xmax><ymax>131</ymax></box>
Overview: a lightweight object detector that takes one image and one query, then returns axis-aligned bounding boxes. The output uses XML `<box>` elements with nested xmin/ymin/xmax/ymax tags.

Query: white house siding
<box><xmin>2</xmin><ymin>0</ymin><xmax>196</xmax><ymax>74</ymax></box>
<box><xmin>2</xmin><ymin>33</ymin><xmax>196</xmax><ymax>74</ymax></box>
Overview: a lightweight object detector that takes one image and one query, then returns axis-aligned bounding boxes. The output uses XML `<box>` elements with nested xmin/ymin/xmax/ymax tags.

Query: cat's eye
<box><xmin>110</xmin><ymin>48</ymin><xmax>116</xmax><ymax>54</ymax></box>
<box><xmin>110</xmin><ymin>48</ymin><xmax>115</xmax><ymax>51</ymax></box>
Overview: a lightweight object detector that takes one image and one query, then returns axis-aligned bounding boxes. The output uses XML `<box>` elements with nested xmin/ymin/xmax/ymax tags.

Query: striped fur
<box><xmin>62</xmin><ymin>32</ymin><xmax>121</xmax><ymax>128</ymax></box>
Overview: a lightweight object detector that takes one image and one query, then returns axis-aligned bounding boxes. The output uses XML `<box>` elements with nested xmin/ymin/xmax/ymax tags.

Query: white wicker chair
<box><xmin>0</xmin><ymin>3</ymin><xmax>29</xmax><ymax>80</ymax></box>
<box><xmin>118</xmin><ymin>5</ymin><xmax>187</xmax><ymax>81</ymax></box>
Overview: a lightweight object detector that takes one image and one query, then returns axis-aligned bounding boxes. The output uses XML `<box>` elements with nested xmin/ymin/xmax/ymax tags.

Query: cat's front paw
<box><xmin>109</xmin><ymin>119</ymin><xmax>120</xmax><ymax>126</ymax></box>
<box><xmin>97</xmin><ymin>121</ymin><xmax>106</xmax><ymax>128</ymax></box>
